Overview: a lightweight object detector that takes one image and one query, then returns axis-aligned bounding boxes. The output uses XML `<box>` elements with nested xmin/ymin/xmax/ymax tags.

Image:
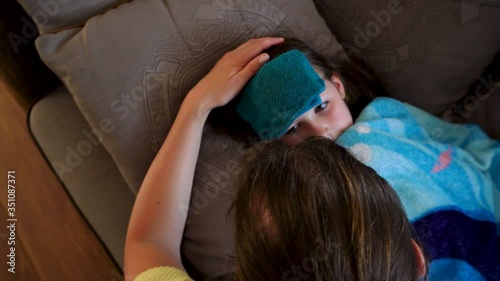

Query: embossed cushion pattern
<box><xmin>34</xmin><ymin>0</ymin><xmax>342</xmax><ymax>279</ymax></box>
<box><xmin>313</xmin><ymin>0</ymin><xmax>500</xmax><ymax>119</ymax></box>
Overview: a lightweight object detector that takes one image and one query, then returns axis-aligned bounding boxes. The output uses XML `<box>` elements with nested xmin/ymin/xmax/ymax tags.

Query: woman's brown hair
<box><xmin>208</xmin><ymin>38</ymin><xmax>386</xmax><ymax>144</ymax></box>
<box><xmin>232</xmin><ymin>137</ymin><xmax>427</xmax><ymax>280</ymax></box>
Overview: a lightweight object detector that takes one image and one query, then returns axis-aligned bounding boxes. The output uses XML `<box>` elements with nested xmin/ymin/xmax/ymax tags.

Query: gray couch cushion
<box><xmin>29</xmin><ymin>86</ymin><xmax>134</xmax><ymax>270</ymax></box>
<box><xmin>16</xmin><ymin>0</ymin><xmax>124</xmax><ymax>34</ymax></box>
<box><xmin>36</xmin><ymin>0</ymin><xmax>341</xmax><ymax>194</ymax></box>
<box><xmin>34</xmin><ymin>0</ymin><xmax>342</xmax><ymax>279</ymax></box>
<box><xmin>313</xmin><ymin>0</ymin><xmax>500</xmax><ymax>118</ymax></box>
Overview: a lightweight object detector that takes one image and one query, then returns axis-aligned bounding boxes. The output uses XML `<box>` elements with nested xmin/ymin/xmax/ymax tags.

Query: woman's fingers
<box><xmin>186</xmin><ymin>37</ymin><xmax>284</xmax><ymax>110</ymax></box>
<box><xmin>223</xmin><ymin>38</ymin><xmax>283</xmax><ymax>101</ymax></box>
<box><xmin>231</xmin><ymin>37</ymin><xmax>284</xmax><ymax>69</ymax></box>
<box><xmin>232</xmin><ymin>53</ymin><xmax>270</xmax><ymax>91</ymax></box>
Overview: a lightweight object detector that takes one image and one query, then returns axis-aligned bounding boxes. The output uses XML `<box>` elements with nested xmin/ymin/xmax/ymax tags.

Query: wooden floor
<box><xmin>0</xmin><ymin>79</ymin><xmax>122</xmax><ymax>281</ymax></box>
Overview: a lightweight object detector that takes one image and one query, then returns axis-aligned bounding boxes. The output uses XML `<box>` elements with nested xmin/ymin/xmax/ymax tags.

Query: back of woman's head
<box><xmin>208</xmin><ymin>38</ymin><xmax>386</xmax><ymax>143</ymax></box>
<box><xmin>233</xmin><ymin>137</ymin><xmax>424</xmax><ymax>281</ymax></box>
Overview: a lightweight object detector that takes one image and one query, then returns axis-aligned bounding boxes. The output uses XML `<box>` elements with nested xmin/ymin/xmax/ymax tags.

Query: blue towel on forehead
<box><xmin>236</xmin><ymin>49</ymin><xmax>325</xmax><ymax>140</ymax></box>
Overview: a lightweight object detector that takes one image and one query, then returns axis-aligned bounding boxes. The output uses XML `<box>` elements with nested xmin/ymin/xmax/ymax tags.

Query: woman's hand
<box><xmin>186</xmin><ymin>37</ymin><xmax>285</xmax><ymax>113</ymax></box>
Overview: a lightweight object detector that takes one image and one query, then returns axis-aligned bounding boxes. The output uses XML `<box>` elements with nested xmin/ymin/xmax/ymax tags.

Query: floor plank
<box><xmin>0</xmin><ymin>79</ymin><xmax>122</xmax><ymax>281</ymax></box>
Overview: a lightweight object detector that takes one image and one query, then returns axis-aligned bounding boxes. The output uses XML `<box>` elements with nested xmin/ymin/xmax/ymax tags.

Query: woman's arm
<box><xmin>124</xmin><ymin>37</ymin><xmax>284</xmax><ymax>281</ymax></box>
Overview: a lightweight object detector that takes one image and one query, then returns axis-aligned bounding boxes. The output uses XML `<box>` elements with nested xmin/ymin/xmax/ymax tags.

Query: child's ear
<box><xmin>330</xmin><ymin>73</ymin><xmax>346</xmax><ymax>99</ymax></box>
<box><xmin>412</xmin><ymin>240</ymin><xmax>427</xmax><ymax>279</ymax></box>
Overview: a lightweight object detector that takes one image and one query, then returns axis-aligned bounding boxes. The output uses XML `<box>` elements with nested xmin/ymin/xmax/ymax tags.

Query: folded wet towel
<box><xmin>236</xmin><ymin>49</ymin><xmax>325</xmax><ymax>140</ymax></box>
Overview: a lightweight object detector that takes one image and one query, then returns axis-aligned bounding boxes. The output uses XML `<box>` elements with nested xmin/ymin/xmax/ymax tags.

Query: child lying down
<box><xmin>125</xmin><ymin>37</ymin><xmax>499</xmax><ymax>281</ymax></box>
<box><xmin>212</xmin><ymin>38</ymin><xmax>499</xmax><ymax>280</ymax></box>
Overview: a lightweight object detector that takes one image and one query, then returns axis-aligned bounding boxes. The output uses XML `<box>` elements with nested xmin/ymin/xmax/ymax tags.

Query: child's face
<box><xmin>279</xmin><ymin>72</ymin><xmax>353</xmax><ymax>145</ymax></box>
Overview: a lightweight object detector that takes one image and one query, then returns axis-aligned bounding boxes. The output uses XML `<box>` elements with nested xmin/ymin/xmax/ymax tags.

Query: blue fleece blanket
<box><xmin>337</xmin><ymin>97</ymin><xmax>500</xmax><ymax>281</ymax></box>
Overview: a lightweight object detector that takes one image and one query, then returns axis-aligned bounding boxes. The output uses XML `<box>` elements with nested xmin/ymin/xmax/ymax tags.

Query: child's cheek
<box><xmin>329</xmin><ymin>104</ymin><xmax>352</xmax><ymax>131</ymax></box>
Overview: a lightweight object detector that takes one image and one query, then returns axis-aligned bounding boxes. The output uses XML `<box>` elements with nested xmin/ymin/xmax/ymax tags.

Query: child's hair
<box><xmin>208</xmin><ymin>38</ymin><xmax>386</xmax><ymax>143</ymax></box>
<box><xmin>232</xmin><ymin>137</ymin><xmax>427</xmax><ymax>281</ymax></box>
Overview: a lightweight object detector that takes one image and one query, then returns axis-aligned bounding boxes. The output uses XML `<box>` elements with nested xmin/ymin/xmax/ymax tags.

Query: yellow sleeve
<box><xmin>134</xmin><ymin>266</ymin><xmax>193</xmax><ymax>281</ymax></box>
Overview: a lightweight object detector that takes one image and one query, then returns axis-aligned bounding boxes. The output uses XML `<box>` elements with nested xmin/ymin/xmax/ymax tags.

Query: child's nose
<box><xmin>308</xmin><ymin>123</ymin><xmax>332</xmax><ymax>139</ymax></box>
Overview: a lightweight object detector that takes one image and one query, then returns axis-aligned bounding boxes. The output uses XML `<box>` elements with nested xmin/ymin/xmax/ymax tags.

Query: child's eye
<box><xmin>315</xmin><ymin>101</ymin><xmax>328</xmax><ymax>113</ymax></box>
<box><xmin>286</xmin><ymin>124</ymin><xmax>298</xmax><ymax>135</ymax></box>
